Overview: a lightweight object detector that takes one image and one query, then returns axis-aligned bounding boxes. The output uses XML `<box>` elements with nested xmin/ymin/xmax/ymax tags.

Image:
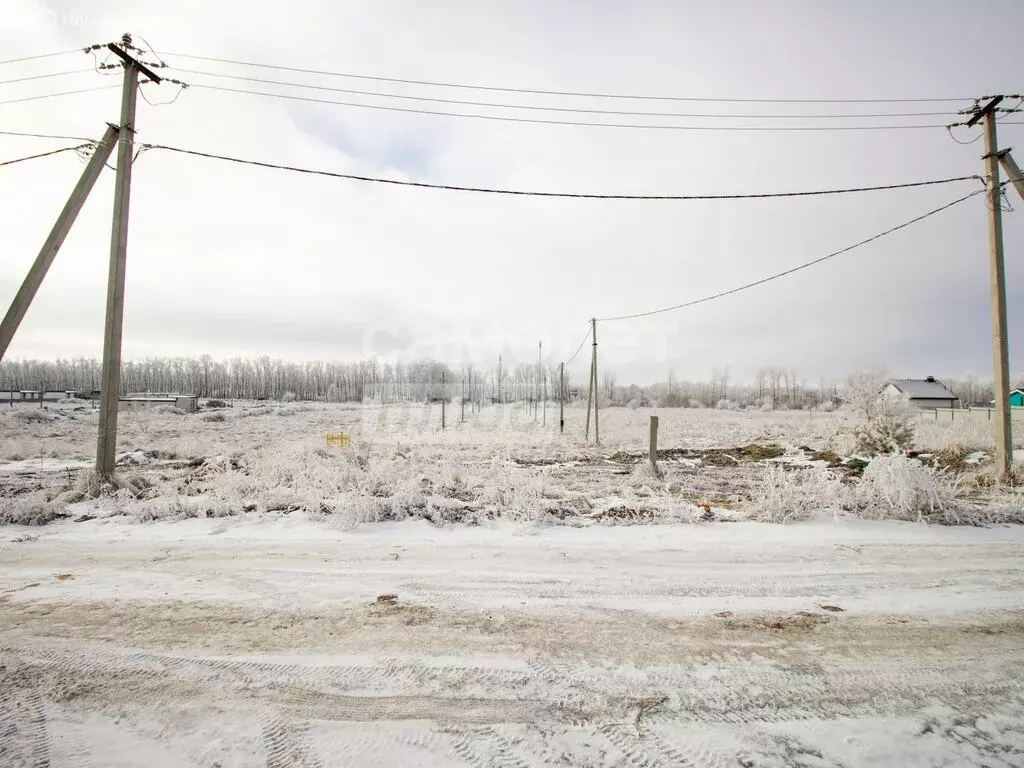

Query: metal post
<box><xmin>461</xmin><ymin>375</ymin><xmax>465</xmax><ymax>423</ymax></box>
<box><xmin>95</xmin><ymin>62</ymin><xmax>140</xmax><ymax>477</ymax></box>
<box><xmin>981</xmin><ymin>109</ymin><xmax>1013</xmax><ymax>479</ymax></box>
<box><xmin>441</xmin><ymin>370</ymin><xmax>446</xmax><ymax>430</ymax></box>
<box><xmin>559</xmin><ymin>362</ymin><xmax>564</xmax><ymax>434</ymax></box>
<box><xmin>0</xmin><ymin>125</ymin><xmax>118</xmax><ymax>362</ymax></box>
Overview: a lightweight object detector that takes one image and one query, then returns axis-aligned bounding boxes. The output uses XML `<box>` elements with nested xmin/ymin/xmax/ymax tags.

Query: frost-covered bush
<box><xmin>627</xmin><ymin>398</ymin><xmax>641</xmax><ymax>410</ymax></box>
<box><xmin>205</xmin><ymin>399</ymin><xmax>227</xmax><ymax>409</ymax></box>
<box><xmin>281</xmin><ymin>391</ymin><xmax>297</xmax><ymax>402</ymax></box>
<box><xmin>12</xmin><ymin>409</ymin><xmax>50</xmax><ymax>423</ymax></box>
<box><xmin>200</xmin><ymin>411</ymin><xmax>226</xmax><ymax>423</ymax></box>
<box><xmin>155</xmin><ymin>405</ymin><xmax>185</xmax><ymax>416</ymax></box>
<box><xmin>759</xmin><ymin>399</ymin><xmax>773</xmax><ymax>412</ymax></box>
<box><xmin>0</xmin><ymin>496</ymin><xmax>62</xmax><ymax>525</ymax></box>
<box><xmin>856</xmin><ymin>455</ymin><xmax>959</xmax><ymax>522</ymax></box>
<box><xmin>853</xmin><ymin>390</ymin><xmax>915</xmax><ymax>456</ymax></box>
<box><xmin>331</xmin><ymin>495</ymin><xmax>384</xmax><ymax>530</ymax></box>
<box><xmin>749</xmin><ymin>464</ymin><xmax>847</xmax><ymax>524</ymax></box>
<box><xmin>715</xmin><ymin>399</ymin><xmax>739</xmax><ymax>411</ymax></box>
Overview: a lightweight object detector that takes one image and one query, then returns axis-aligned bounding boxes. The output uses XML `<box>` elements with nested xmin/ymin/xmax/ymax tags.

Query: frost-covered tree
<box><xmin>840</xmin><ymin>368</ymin><xmax>888</xmax><ymax>419</ymax></box>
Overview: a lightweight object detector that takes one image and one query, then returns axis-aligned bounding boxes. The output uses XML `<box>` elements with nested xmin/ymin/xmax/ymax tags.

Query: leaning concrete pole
<box><xmin>0</xmin><ymin>125</ymin><xmax>118</xmax><ymax>362</ymax></box>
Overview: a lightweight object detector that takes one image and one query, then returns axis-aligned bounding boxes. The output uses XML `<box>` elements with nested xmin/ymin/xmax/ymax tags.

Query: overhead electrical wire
<box><xmin>0</xmin><ymin>49</ymin><xmax>83</xmax><ymax>67</ymax></box>
<box><xmin>135</xmin><ymin>141</ymin><xmax>982</xmax><ymax>200</ymax></box>
<box><xmin>0</xmin><ymin>143</ymin><xmax>93</xmax><ymax>167</ymax></box>
<box><xmin>164</xmin><ymin>51</ymin><xmax>976</xmax><ymax>105</ymax></box>
<box><xmin>595</xmin><ymin>188</ymin><xmax>989</xmax><ymax>322</ymax></box>
<box><xmin>563</xmin><ymin>327</ymin><xmax>592</xmax><ymax>366</ymax></box>
<box><xmin>181</xmin><ymin>83</ymin><xmax>981</xmax><ymax>132</ymax></box>
<box><xmin>0</xmin><ymin>129</ymin><xmax>98</xmax><ymax>142</ymax></box>
<box><xmin>167</xmin><ymin>67</ymin><xmax>963</xmax><ymax>120</ymax></box>
<box><xmin>0</xmin><ymin>69</ymin><xmax>94</xmax><ymax>86</ymax></box>
<box><xmin>0</xmin><ymin>85</ymin><xmax>120</xmax><ymax>107</ymax></box>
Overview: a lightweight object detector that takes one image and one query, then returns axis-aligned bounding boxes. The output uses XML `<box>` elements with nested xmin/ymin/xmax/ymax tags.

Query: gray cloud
<box><xmin>1</xmin><ymin>0</ymin><xmax>1022</xmax><ymax>386</ymax></box>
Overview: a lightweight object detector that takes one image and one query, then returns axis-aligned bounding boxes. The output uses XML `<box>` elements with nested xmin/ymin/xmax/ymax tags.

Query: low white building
<box><xmin>883</xmin><ymin>377</ymin><xmax>959</xmax><ymax>410</ymax></box>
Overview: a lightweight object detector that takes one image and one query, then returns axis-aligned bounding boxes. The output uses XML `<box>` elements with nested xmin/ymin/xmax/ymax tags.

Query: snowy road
<box><xmin>2</xmin><ymin>517</ymin><xmax>1024</xmax><ymax>766</ymax></box>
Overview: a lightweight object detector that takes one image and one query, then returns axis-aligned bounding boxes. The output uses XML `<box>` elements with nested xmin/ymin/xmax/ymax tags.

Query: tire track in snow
<box><xmin>0</xmin><ymin>685</ymin><xmax>50</xmax><ymax>768</ymax></box>
<box><xmin>262</xmin><ymin>715</ymin><xmax>323</xmax><ymax>768</ymax></box>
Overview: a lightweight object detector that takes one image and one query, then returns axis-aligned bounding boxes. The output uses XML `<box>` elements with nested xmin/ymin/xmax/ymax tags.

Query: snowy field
<box><xmin>2</xmin><ymin>401</ymin><xmax>1024</xmax><ymax>766</ymax></box>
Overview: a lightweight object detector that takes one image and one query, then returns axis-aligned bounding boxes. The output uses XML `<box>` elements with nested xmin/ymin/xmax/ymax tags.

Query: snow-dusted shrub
<box><xmin>331</xmin><ymin>495</ymin><xmax>383</xmax><ymax>530</ymax></box>
<box><xmin>759</xmin><ymin>399</ymin><xmax>773</xmax><ymax>412</ymax></box>
<box><xmin>748</xmin><ymin>464</ymin><xmax>847</xmax><ymax>524</ymax></box>
<box><xmin>854</xmin><ymin>391</ymin><xmax>915</xmax><ymax>456</ymax></box>
<box><xmin>205</xmin><ymin>399</ymin><xmax>227</xmax><ymax>408</ymax></box>
<box><xmin>128</xmin><ymin>494</ymin><xmax>234</xmax><ymax>522</ymax></box>
<box><xmin>627</xmin><ymin>398</ymin><xmax>641</xmax><ymax>410</ymax></box>
<box><xmin>155</xmin><ymin>405</ymin><xmax>185</xmax><ymax>416</ymax></box>
<box><xmin>0</xmin><ymin>496</ymin><xmax>62</xmax><ymax>525</ymax></box>
<box><xmin>281</xmin><ymin>391</ymin><xmax>297</xmax><ymax>402</ymax></box>
<box><xmin>475</xmin><ymin>458</ymin><xmax>545</xmax><ymax>521</ymax></box>
<box><xmin>817</xmin><ymin>401</ymin><xmax>836</xmax><ymax>413</ymax></box>
<box><xmin>276</xmin><ymin>404</ymin><xmax>312</xmax><ymax>417</ymax></box>
<box><xmin>12</xmin><ymin>409</ymin><xmax>50</xmax><ymax>423</ymax></box>
<box><xmin>688</xmin><ymin>399</ymin><xmax>705</xmax><ymax>409</ymax></box>
<box><xmin>715</xmin><ymin>399</ymin><xmax>738</xmax><ymax>411</ymax></box>
<box><xmin>856</xmin><ymin>455</ymin><xmax>959</xmax><ymax>522</ymax></box>
<box><xmin>984</xmin><ymin>487</ymin><xmax>1024</xmax><ymax>524</ymax></box>
<box><xmin>200</xmin><ymin>411</ymin><xmax>226</xmax><ymax>423</ymax></box>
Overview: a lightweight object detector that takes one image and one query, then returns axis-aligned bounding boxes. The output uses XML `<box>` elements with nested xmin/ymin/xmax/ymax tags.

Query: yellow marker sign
<box><xmin>326</xmin><ymin>433</ymin><xmax>351</xmax><ymax>447</ymax></box>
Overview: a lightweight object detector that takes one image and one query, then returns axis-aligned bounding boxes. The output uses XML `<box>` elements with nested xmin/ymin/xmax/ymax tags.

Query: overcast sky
<box><xmin>1</xmin><ymin>0</ymin><xmax>1022</xmax><ymax>385</ymax></box>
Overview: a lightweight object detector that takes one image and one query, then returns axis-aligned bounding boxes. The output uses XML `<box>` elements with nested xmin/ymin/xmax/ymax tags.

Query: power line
<box><xmin>0</xmin><ymin>69</ymin><xmax>93</xmax><ymax>86</ymax></box>
<box><xmin>596</xmin><ymin>188</ymin><xmax>988</xmax><ymax>322</ymax></box>
<box><xmin>564</xmin><ymin>327</ymin><xmax>592</xmax><ymax>366</ymax></box>
<box><xmin>184</xmin><ymin>83</ymin><xmax>980</xmax><ymax>132</ymax></box>
<box><xmin>0</xmin><ymin>85</ymin><xmax>120</xmax><ymax>107</ymax></box>
<box><xmin>0</xmin><ymin>129</ymin><xmax>98</xmax><ymax>142</ymax></box>
<box><xmin>136</xmin><ymin>141</ymin><xmax>983</xmax><ymax>200</ymax></box>
<box><xmin>0</xmin><ymin>49</ymin><xmax>83</xmax><ymax>67</ymax></box>
<box><xmin>0</xmin><ymin>144</ymin><xmax>92</xmax><ymax>167</ymax></box>
<box><xmin>169</xmin><ymin>67</ymin><xmax>961</xmax><ymax>120</ymax></box>
<box><xmin>164</xmin><ymin>51</ymin><xmax>976</xmax><ymax>105</ymax></box>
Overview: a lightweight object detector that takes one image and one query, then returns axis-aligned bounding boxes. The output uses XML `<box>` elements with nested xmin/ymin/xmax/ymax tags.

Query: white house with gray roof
<box><xmin>883</xmin><ymin>376</ymin><xmax>959</xmax><ymax>410</ymax></box>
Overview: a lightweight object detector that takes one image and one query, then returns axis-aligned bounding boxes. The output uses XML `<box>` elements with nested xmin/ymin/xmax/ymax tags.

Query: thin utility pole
<box><xmin>559</xmin><ymin>362</ymin><xmax>564</xmax><ymax>434</ymax></box>
<box><xmin>95</xmin><ymin>39</ymin><xmax>162</xmax><ymax>477</ymax></box>
<box><xmin>0</xmin><ymin>125</ymin><xmax>118</xmax><ymax>362</ymax></box>
<box><xmin>441</xmin><ymin>370</ymin><xmax>446</xmax><ymax>430</ymax></box>
<box><xmin>540</xmin><ymin>341</ymin><xmax>547</xmax><ymax>426</ymax></box>
<box><xmin>591</xmin><ymin>318</ymin><xmax>599</xmax><ymax>445</ymax></box>
<box><xmin>967</xmin><ymin>97</ymin><xmax>1012</xmax><ymax>479</ymax></box>
<box><xmin>585</xmin><ymin>330</ymin><xmax>595</xmax><ymax>441</ymax></box>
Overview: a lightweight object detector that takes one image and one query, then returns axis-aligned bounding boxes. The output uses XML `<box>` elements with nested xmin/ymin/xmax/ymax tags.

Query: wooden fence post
<box><xmin>649</xmin><ymin>415</ymin><xmax>661</xmax><ymax>476</ymax></box>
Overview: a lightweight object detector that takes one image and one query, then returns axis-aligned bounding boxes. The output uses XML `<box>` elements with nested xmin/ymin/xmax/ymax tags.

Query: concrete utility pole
<box><xmin>95</xmin><ymin>38</ymin><xmax>162</xmax><ymax>477</ymax></box>
<box><xmin>0</xmin><ymin>125</ymin><xmax>118</xmax><ymax>362</ymax></box>
<box><xmin>996</xmin><ymin>148</ymin><xmax>1024</xmax><ymax>202</ymax></box>
<box><xmin>591</xmin><ymin>318</ymin><xmax>599</xmax><ymax>445</ymax></box>
<box><xmin>966</xmin><ymin>97</ymin><xmax>1013</xmax><ymax>479</ymax></box>
<box><xmin>559</xmin><ymin>362</ymin><xmax>564</xmax><ymax>434</ymax></box>
<box><xmin>540</xmin><ymin>341</ymin><xmax>546</xmax><ymax>427</ymax></box>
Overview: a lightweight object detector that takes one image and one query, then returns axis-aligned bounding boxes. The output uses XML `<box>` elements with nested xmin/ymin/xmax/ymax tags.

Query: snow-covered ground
<box><xmin>3</xmin><ymin>515</ymin><xmax>1024</xmax><ymax>766</ymax></box>
<box><xmin>2</xmin><ymin>401</ymin><xmax>1023</xmax><ymax>765</ymax></box>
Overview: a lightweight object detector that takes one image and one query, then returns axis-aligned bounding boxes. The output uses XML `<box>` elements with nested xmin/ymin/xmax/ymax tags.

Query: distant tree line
<box><xmin>0</xmin><ymin>356</ymin><xmax>573</xmax><ymax>405</ymax></box>
<box><xmin>0</xmin><ymin>356</ymin><xmax>1017</xmax><ymax>408</ymax></box>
